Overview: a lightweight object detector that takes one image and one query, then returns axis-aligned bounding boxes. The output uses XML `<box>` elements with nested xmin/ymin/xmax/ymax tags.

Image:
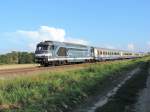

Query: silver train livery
<box><xmin>35</xmin><ymin>41</ymin><xmax>144</xmax><ymax>66</ymax></box>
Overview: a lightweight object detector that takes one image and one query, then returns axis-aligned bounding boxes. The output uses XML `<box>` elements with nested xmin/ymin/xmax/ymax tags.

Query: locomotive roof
<box><xmin>38</xmin><ymin>40</ymin><xmax>89</xmax><ymax>47</ymax></box>
<box><xmin>37</xmin><ymin>41</ymin><xmax>53</xmax><ymax>46</ymax></box>
<box><xmin>63</xmin><ymin>42</ymin><xmax>88</xmax><ymax>47</ymax></box>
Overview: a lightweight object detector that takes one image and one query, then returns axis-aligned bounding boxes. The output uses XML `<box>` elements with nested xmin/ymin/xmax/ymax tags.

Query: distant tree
<box><xmin>0</xmin><ymin>51</ymin><xmax>35</xmax><ymax>64</ymax></box>
<box><xmin>18</xmin><ymin>52</ymin><xmax>35</xmax><ymax>64</ymax></box>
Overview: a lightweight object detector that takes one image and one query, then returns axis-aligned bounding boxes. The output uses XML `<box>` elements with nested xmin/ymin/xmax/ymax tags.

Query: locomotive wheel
<box><xmin>52</xmin><ymin>61</ymin><xmax>56</xmax><ymax>66</ymax></box>
<box><xmin>44</xmin><ymin>63</ymin><xmax>49</xmax><ymax>67</ymax></box>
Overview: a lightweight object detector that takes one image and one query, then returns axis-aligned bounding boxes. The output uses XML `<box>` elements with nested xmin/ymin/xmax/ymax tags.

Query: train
<box><xmin>35</xmin><ymin>41</ymin><xmax>144</xmax><ymax>66</ymax></box>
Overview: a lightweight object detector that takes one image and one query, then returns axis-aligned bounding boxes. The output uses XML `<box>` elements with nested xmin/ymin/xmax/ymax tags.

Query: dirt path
<box><xmin>95</xmin><ymin>61</ymin><xmax>149</xmax><ymax>112</ymax></box>
<box><xmin>134</xmin><ymin>67</ymin><xmax>150</xmax><ymax>112</ymax></box>
<box><xmin>73</xmin><ymin>67</ymin><xmax>140</xmax><ymax>112</ymax></box>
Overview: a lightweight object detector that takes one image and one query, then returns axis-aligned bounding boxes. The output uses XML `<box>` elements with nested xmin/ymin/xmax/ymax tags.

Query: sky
<box><xmin>0</xmin><ymin>0</ymin><xmax>150</xmax><ymax>54</ymax></box>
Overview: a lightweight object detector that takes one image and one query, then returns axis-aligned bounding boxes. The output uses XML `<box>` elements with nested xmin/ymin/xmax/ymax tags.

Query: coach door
<box><xmin>91</xmin><ymin>47</ymin><xmax>94</xmax><ymax>57</ymax></box>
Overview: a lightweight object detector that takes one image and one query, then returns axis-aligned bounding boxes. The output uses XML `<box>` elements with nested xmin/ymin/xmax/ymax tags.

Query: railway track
<box><xmin>0</xmin><ymin>63</ymin><xmax>92</xmax><ymax>76</ymax></box>
<box><xmin>0</xmin><ymin>60</ymin><xmax>129</xmax><ymax>77</ymax></box>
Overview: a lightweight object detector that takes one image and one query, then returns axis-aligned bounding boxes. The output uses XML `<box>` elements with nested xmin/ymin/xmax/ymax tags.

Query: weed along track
<box><xmin>0</xmin><ymin>57</ymin><xmax>149</xmax><ymax>112</ymax></box>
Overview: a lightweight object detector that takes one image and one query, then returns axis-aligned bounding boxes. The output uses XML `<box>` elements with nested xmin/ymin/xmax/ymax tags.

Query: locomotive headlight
<box><xmin>35</xmin><ymin>53</ymin><xmax>52</xmax><ymax>57</ymax></box>
<box><xmin>44</xmin><ymin>53</ymin><xmax>52</xmax><ymax>57</ymax></box>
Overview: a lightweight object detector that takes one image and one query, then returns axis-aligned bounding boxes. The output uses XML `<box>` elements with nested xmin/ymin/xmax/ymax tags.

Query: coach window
<box><xmin>100</xmin><ymin>51</ymin><xmax>102</xmax><ymax>55</ymax></box>
<box><xmin>103</xmin><ymin>51</ymin><xmax>105</xmax><ymax>55</ymax></box>
<box><xmin>106</xmin><ymin>52</ymin><xmax>107</xmax><ymax>55</ymax></box>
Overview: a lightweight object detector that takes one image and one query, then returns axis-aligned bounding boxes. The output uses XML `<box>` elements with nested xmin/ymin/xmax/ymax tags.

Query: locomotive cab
<box><xmin>35</xmin><ymin>41</ymin><xmax>54</xmax><ymax>65</ymax></box>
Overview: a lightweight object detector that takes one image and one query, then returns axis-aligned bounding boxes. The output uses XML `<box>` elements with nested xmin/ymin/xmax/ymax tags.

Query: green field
<box><xmin>0</xmin><ymin>57</ymin><xmax>149</xmax><ymax>112</ymax></box>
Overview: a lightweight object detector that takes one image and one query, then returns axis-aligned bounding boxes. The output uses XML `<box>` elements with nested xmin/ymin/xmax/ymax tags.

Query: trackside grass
<box><xmin>0</xmin><ymin>58</ymin><xmax>148</xmax><ymax>112</ymax></box>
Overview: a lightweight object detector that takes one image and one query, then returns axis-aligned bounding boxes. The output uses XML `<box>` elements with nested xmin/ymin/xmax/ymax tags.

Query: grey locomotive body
<box><xmin>35</xmin><ymin>41</ymin><xmax>94</xmax><ymax>66</ymax></box>
<box><xmin>35</xmin><ymin>41</ymin><xmax>143</xmax><ymax>66</ymax></box>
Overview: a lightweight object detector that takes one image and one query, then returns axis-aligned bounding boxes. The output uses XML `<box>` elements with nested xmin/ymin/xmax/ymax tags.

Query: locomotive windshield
<box><xmin>35</xmin><ymin>44</ymin><xmax>55</xmax><ymax>54</ymax></box>
<box><xmin>36</xmin><ymin>45</ymin><xmax>49</xmax><ymax>51</ymax></box>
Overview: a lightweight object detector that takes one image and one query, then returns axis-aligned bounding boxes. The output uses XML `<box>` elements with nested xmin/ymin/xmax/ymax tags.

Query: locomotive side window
<box><xmin>51</xmin><ymin>45</ymin><xmax>55</xmax><ymax>50</ymax></box>
<box><xmin>57</xmin><ymin>47</ymin><xmax>67</xmax><ymax>56</ymax></box>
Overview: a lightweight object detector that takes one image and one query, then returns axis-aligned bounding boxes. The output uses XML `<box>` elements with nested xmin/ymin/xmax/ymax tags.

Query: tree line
<box><xmin>0</xmin><ymin>51</ymin><xmax>35</xmax><ymax>64</ymax></box>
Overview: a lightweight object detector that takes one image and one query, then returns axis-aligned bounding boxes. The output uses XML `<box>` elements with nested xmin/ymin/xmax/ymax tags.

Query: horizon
<box><xmin>0</xmin><ymin>0</ymin><xmax>150</xmax><ymax>53</ymax></box>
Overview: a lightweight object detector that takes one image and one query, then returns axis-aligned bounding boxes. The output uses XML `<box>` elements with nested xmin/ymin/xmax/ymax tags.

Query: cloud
<box><xmin>127</xmin><ymin>43</ymin><xmax>135</xmax><ymax>51</ymax></box>
<box><xmin>16</xmin><ymin>26</ymin><xmax>65</xmax><ymax>42</ymax></box>
<box><xmin>4</xmin><ymin>26</ymin><xmax>88</xmax><ymax>51</ymax></box>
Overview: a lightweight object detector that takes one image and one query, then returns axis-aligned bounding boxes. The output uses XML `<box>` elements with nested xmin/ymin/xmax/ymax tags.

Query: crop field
<box><xmin>0</xmin><ymin>57</ymin><xmax>149</xmax><ymax>112</ymax></box>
